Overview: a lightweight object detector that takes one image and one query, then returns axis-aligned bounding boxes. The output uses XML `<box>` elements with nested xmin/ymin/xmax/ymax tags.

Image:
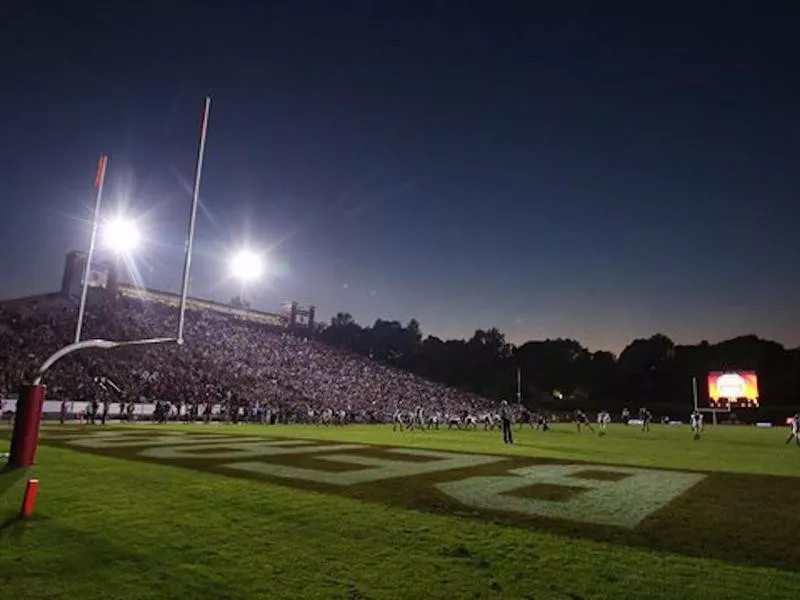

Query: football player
<box><xmin>575</xmin><ymin>409</ymin><xmax>594</xmax><ymax>433</ymax></box>
<box><xmin>597</xmin><ymin>410</ymin><xmax>611</xmax><ymax>436</ymax></box>
<box><xmin>785</xmin><ymin>413</ymin><xmax>800</xmax><ymax>446</ymax></box>
<box><xmin>690</xmin><ymin>410</ymin><xmax>704</xmax><ymax>440</ymax></box>
<box><xmin>392</xmin><ymin>406</ymin><xmax>405</xmax><ymax>432</ymax></box>
<box><xmin>640</xmin><ymin>407</ymin><xmax>653</xmax><ymax>432</ymax></box>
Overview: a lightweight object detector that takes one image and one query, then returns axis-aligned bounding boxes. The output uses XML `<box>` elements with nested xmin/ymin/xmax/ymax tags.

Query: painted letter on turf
<box><xmin>436</xmin><ymin>465</ymin><xmax>705</xmax><ymax>529</ymax></box>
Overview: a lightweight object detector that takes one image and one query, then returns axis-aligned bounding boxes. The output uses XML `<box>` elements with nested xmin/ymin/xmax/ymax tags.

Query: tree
<box><xmin>618</xmin><ymin>334</ymin><xmax>675</xmax><ymax>374</ymax></box>
<box><xmin>406</xmin><ymin>319</ymin><xmax>422</xmax><ymax>342</ymax></box>
<box><xmin>618</xmin><ymin>334</ymin><xmax>675</xmax><ymax>404</ymax></box>
<box><xmin>368</xmin><ymin>319</ymin><xmax>404</xmax><ymax>361</ymax></box>
<box><xmin>516</xmin><ymin>339</ymin><xmax>591</xmax><ymax>401</ymax></box>
<box><xmin>586</xmin><ymin>350</ymin><xmax>619</xmax><ymax>402</ymax></box>
<box><xmin>469</xmin><ymin>328</ymin><xmax>511</xmax><ymax>359</ymax></box>
<box><xmin>320</xmin><ymin>312</ymin><xmax>363</xmax><ymax>351</ymax></box>
<box><xmin>310</xmin><ymin>310</ymin><xmax>800</xmax><ymax>411</ymax></box>
<box><xmin>331</xmin><ymin>312</ymin><xmax>355</xmax><ymax>328</ymax></box>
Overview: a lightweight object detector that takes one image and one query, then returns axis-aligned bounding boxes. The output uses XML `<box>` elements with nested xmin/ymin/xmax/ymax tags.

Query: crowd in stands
<box><xmin>0</xmin><ymin>292</ymin><xmax>494</xmax><ymax>423</ymax></box>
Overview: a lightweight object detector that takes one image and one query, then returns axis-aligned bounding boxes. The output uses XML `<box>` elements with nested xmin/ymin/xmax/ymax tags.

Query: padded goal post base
<box><xmin>8</xmin><ymin>384</ymin><xmax>46</xmax><ymax>468</ymax></box>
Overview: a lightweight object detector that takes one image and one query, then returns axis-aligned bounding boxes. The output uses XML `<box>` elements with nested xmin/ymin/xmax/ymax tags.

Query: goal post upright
<box><xmin>75</xmin><ymin>154</ymin><xmax>108</xmax><ymax>344</ymax></box>
<box><xmin>177</xmin><ymin>96</ymin><xmax>211</xmax><ymax>344</ymax></box>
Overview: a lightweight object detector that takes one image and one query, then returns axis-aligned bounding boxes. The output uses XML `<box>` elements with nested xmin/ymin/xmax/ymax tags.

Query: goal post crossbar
<box><xmin>33</xmin><ymin>337</ymin><xmax>176</xmax><ymax>385</ymax></box>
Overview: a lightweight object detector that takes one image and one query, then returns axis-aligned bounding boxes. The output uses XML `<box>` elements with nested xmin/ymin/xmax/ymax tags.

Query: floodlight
<box><xmin>103</xmin><ymin>217</ymin><xmax>141</xmax><ymax>254</ymax></box>
<box><xmin>230</xmin><ymin>249</ymin><xmax>264</xmax><ymax>281</ymax></box>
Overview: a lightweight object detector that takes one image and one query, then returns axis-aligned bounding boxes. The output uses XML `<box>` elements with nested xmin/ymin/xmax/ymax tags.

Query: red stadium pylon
<box><xmin>20</xmin><ymin>478</ymin><xmax>39</xmax><ymax>519</ymax></box>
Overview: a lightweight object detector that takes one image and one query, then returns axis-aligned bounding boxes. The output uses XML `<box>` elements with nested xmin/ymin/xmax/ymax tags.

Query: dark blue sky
<box><xmin>1</xmin><ymin>1</ymin><xmax>799</xmax><ymax>352</ymax></box>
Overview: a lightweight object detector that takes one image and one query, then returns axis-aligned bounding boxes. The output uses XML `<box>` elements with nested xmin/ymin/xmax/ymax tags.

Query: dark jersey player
<box><xmin>640</xmin><ymin>408</ymin><xmax>653</xmax><ymax>432</ymax></box>
<box><xmin>60</xmin><ymin>398</ymin><xmax>68</xmax><ymax>425</ymax></box>
<box><xmin>536</xmin><ymin>413</ymin><xmax>550</xmax><ymax>431</ymax></box>
<box><xmin>517</xmin><ymin>406</ymin><xmax>533</xmax><ymax>430</ymax></box>
<box><xmin>575</xmin><ymin>410</ymin><xmax>594</xmax><ymax>433</ymax></box>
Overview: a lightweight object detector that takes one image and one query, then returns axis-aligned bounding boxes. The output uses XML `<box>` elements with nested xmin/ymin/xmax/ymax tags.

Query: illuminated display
<box><xmin>707</xmin><ymin>371</ymin><xmax>759</xmax><ymax>408</ymax></box>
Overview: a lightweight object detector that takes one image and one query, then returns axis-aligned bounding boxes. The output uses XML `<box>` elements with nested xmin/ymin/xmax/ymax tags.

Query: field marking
<box><xmin>436</xmin><ymin>464</ymin><xmax>706</xmax><ymax>529</ymax></box>
<box><xmin>43</xmin><ymin>430</ymin><xmax>709</xmax><ymax>529</ymax></box>
<box><xmin>65</xmin><ymin>432</ymin><xmax>245</xmax><ymax>449</ymax></box>
<box><xmin>224</xmin><ymin>448</ymin><xmax>503</xmax><ymax>486</ymax></box>
<box><xmin>141</xmin><ymin>440</ymin><xmax>363</xmax><ymax>460</ymax></box>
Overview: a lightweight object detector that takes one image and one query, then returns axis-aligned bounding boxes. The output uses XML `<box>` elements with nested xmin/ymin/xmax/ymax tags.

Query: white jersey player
<box><xmin>690</xmin><ymin>411</ymin><xmax>704</xmax><ymax>439</ymax></box>
<box><xmin>405</xmin><ymin>406</ymin><xmax>424</xmax><ymax>431</ymax></box>
<box><xmin>414</xmin><ymin>406</ymin><xmax>425</xmax><ymax>430</ymax></box>
<box><xmin>597</xmin><ymin>410</ymin><xmax>611</xmax><ymax>435</ymax></box>
<box><xmin>392</xmin><ymin>408</ymin><xmax>405</xmax><ymax>432</ymax></box>
<box><xmin>786</xmin><ymin>414</ymin><xmax>800</xmax><ymax>447</ymax></box>
<box><xmin>482</xmin><ymin>412</ymin><xmax>494</xmax><ymax>430</ymax></box>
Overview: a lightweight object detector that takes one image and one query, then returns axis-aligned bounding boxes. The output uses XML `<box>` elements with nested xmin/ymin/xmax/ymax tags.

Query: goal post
<box><xmin>6</xmin><ymin>97</ymin><xmax>212</xmax><ymax>470</ymax></box>
<box><xmin>692</xmin><ymin>374</ymin><xmax>743</xmax><ymax>426</ymax></box>
<box><xmin>696</xmin><ymin>406</ymin><xmax>731</xmax><ymax>426</ymax></box>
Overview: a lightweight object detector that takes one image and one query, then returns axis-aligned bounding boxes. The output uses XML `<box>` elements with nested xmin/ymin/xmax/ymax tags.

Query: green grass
<box><xmin>1</xmin><ymin>423</ymin><xmax>799</xmax><ymax>599</ymax></box>
<box><xmin>134</xmin><ymin>421</ymin><xmax>799</xmax><ymax>477</ymax></box>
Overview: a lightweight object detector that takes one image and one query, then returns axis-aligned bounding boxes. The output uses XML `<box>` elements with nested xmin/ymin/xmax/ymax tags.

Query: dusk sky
<box><xmin>1</xmin><ymin>1</ymin><xmax>799</xmax><ymax>353</ymax></box>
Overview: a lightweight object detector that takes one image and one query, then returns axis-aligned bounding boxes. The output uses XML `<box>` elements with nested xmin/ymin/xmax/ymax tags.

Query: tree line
<box><xmin>316</xmin><ymin>313</ymin><xmax>800</xmax><ymax>417</ymax></box>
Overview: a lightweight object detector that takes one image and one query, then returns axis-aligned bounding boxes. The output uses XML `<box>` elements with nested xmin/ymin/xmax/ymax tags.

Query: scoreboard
<box><xmin>707</xmin><ymin>371</ymin><xmax>759</xmax><ymax>408</ymax></box>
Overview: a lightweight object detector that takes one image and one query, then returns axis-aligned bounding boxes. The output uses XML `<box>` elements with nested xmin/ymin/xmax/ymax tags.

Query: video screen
<box><xmin>707</xmin><ymin>371</ymin><xmax>759</xmax><ymax>408</ymax></box>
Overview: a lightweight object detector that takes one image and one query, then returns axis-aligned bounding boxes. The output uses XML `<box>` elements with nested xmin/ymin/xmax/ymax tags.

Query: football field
<box><xmin>1</xmin><ymin>423</ymin><xmax>799</xmax><ymax>599</ymax></box>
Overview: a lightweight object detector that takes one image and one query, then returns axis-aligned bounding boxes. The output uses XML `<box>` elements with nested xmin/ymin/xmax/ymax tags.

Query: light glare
<box><xmin>103</xmin><ymin>218</ymin><xmax>141</xmax><ymax>254</ymax></box>
<box><xmin>230</xmin><ymin>250</ymin><xmax>264</xmax><ymax>281</ymax></box>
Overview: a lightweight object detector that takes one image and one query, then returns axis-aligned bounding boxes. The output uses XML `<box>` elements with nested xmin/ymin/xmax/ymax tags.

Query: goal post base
<box><xmin>8</xmin><ymin>384</ymin><xmax>46</xmax><ymax>468</ymax></box>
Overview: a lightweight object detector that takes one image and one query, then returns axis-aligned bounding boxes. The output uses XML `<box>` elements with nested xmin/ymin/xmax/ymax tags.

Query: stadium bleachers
<box><xmin>0</xmin><ymin>291</ymin><xmax>491</xmax><ymax>422</ymax></box>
